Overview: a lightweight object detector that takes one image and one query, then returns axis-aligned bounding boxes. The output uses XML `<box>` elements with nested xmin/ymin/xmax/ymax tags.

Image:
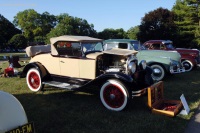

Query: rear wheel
<box><xmin>150</xmin><ymin>64</ymin><xmax>165</xmax><ymax>81</ymax></box>
<box><xmin>26</xmin><ymin>68</ymin><xmax>43</xmax><ymax>92</ymax></box>
<box><xmin>182</xmin><ymin>60</ymin><xmax>193</xmax><ymax>72</ymax></box>
<box><xmin>100</xmin><ymin>80</ymin><xmax>129</xmax><ymax>111</ymax></box>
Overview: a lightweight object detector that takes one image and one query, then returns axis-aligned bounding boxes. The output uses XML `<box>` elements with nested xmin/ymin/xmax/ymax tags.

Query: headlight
<box><xmin>139</xmin><ymin>60</ymin><xmax>147</xmax><ymax>70</ymax></box>
<box><xmin>128</xmin><ymin>62</ymin><xmax>136</xmax><ymax>74</ymax></box>
<box><xmin>170</xmin><ymin>59</ymin><xmax>178</xmax><ymax>66</ymax></box>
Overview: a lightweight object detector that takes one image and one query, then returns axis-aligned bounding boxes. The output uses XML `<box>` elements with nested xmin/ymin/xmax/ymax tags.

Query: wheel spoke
<box><xmin>103</xmin><ymin>85</ymin><xmax>125</xmax><ymax>108</ymax></box>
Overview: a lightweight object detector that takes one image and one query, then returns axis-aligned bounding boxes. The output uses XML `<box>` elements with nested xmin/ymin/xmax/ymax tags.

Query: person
<box><xmin>3</xmin><ymin>56</ymin><xmax>14</xmax><ymax>77</ymax></box>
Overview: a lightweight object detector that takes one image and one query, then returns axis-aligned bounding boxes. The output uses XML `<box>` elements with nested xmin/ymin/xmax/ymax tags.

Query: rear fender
<box><xmin>181</xmin><ymin>57</ymin><xmax>197</xmax><ymax>65</ymax></box>
<box><xmin>21</xmin><ymin>62</ymin><xmax>48</xmax><ymax>78</ymax></box>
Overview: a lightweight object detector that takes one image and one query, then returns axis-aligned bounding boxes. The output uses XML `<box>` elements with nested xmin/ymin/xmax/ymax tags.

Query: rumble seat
<box><xmin>26</xmin><ymin>45</ymin><xmax>51</xmax><ymax>57</ymax></box>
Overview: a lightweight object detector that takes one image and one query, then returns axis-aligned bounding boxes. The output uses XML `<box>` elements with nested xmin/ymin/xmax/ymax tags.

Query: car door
<box><xmin>59</xmin><ymin>42</ymin><xmax>81</xmax><ymax>78</ymax></box>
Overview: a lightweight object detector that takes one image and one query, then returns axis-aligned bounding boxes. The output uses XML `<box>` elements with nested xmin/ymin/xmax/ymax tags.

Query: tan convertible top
<box><xmin>50</xmin><ymin>35</ymin><xmax>103</xmax><ymax>55</ymax></box>
<box><xmin>50</xmin><ymin>35</ymin><xmax>103</xmax><ymax>44</ymax></box>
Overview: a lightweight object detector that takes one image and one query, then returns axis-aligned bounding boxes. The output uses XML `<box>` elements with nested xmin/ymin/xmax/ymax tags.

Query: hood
<box><xmin>103</xmin><ymin>48</ymin><xmax>138</xmax><ymax>56</ymax></box>
<box><xmin>138</xmin><ymin>50</ymin><xmax>181</xmax><ymax>61</ymax></box>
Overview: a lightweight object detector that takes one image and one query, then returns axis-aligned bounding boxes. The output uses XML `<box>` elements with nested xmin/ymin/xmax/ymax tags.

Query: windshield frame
<box><xmin>81</xmin><ymin>41</ymin><xmax>104</xmax><ymax>54</ymax></box>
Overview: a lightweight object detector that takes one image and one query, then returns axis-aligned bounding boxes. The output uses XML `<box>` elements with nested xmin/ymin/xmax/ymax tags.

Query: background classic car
<box><xmin>143</xmin><ymin>40</ymin><xmax>200</xmax><ymax>71</ymax></box>
<box><xmin>103</xmin><ymin>39</ymin><xmax>185</xmax><ymax>81</ymax></box>
<box><xmin>22</xmin><ymin>35</ymin><xmax>153</xmax><ymax>111</ymax></box>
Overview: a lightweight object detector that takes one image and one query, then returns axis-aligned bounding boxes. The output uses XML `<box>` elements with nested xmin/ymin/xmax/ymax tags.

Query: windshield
<box><xmin>130</xmin><ymin>41</ymin><xmax>140</xmax><ymax>51</ymax></box>
<box><xmin>82</xmin><ymin>42</ymin><xmax>103</xmax><ymax>53</ymax></box>
<box><xmin>165</xmin><ymin>43</ymin><xmax>174</xmax><ymax>49</ymax></box>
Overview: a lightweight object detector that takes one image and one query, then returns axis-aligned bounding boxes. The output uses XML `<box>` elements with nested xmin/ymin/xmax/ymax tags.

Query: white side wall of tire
<box><xmin>150</xmin><ymin>64</ymin><xmax>165</xmax><ymax>81</ymax></box>
<box><xmin>182</xmin><ymin>60</ymin><xmax>193</xmax><ymax>72</ymax></box>
<box><xmin>26</xmin><ymin>68</ymin><xmax>42</xmax><ymax>92</ymax></box>
<box><xmin>100</xmin><ymin>80</ymin><xmax>129</xmax><ymax>111</ymax></box>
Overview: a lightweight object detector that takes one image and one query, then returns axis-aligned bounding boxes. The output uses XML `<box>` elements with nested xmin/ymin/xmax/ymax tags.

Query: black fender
<box><xmin>81</xmin><ymin>72</ymin><xmax>139</xmax><ymax>91</ymax></box>
<box><xmin>21</xmin><ymin>62</ymin><xmax>48</xmax><ymax>78</ymax></box>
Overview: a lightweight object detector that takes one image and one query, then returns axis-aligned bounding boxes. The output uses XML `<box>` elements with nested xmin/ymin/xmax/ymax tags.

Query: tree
<box><xmin>98</xmin><ymin>28</ymin><xmax>127</xmax><ymax>40</ymax></box>
<box><xmin>172</xmin><ymin>0</ymin><xmax>200</xmax><ymax>48</ymax></box>
<box><xmin>13</xmin><ymin>9</ymin><xmax>56</xmax><ymax>42</ymax></box>
<box><xmin>138</xmin><ymin>7</ymin><xmax>178</xmax><ymax>43</ymax></box>
<box><xmin>8</xmin><ymin>34</ymin><xmax>27</xmax><ymax>49</ymax></box>
<box><xmin>46</xmin><ymin>13</ymin><xmax>97</xmax><ymax>43</ymax></box>
<box><xmin>0</xmin><ymin>14</ymin><xmax>21</xmax><ymax>48</ymax></box>
<box><xmin>127</xmin><ymin>26</ymin><xmax>139</xmax><ymax>40</ymax></box>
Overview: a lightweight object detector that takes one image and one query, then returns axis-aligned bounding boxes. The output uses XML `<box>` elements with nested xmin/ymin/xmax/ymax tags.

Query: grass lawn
<box><xmin>0</xmin><ymin>61</ymin><xmax>200</xmax><ymax>133</ymax></box>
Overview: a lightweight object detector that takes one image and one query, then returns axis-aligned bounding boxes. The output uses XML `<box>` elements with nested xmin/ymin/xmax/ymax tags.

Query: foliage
<box><xmin>138</xmin><ymin>8</ymin><xmax>178</xmax><ymax>43</ymax></box>
<box><xmin>8</xmin><ymin>34</ymin><xmax>27</xmax><ymax>49</ymax></box>
<box><xmin>46</xmin><ymin>13</ymin><xmax>97</xmax><ymax>43</ymax></box>
<box><xmin>97</xmin><ymin>28</ymin><xmax>128</xmax><ymax>40</ymax></box>
<box><xmin>13</xmin><ymin>9</ymin><xmax>56</xmax><ymax>42</ymax></box>
<box><xmin>127</xmin><ymin>26</ymin><xmax>139</xmax><ymax>40</ymax></box>
<box><xmin>0</xmin><ymin>14</ymin><xmax>21</xmax><ymax>48</ymax></box>
<box><xmin>172</xmin><ymin>0</ymin><xmax>200</xmax><ymax>48</ymax></box>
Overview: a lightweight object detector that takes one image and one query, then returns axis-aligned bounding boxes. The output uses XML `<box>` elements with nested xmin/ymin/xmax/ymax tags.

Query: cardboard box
<box><xmin>148</xmin><ymin>81</ymin><xmax>183</xmax><ymax>117</ymax></box>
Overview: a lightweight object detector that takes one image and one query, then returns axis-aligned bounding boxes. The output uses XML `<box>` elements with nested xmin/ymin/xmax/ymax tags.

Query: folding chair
<box><xmin>8</xmin><ymin>56</ymin><xmax>25</xmax><ymax>68</ymax></box>
<box><xmin>7</xmin><ymin>56</ymin><xmax>25</xmax><ymax>76</ymax></box>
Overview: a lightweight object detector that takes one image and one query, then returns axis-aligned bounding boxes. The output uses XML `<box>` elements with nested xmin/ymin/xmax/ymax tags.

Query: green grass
<box><xmin>0</xmin><ymin>65</ymin><xmax>200</xmax><ymax>133</ymax></box>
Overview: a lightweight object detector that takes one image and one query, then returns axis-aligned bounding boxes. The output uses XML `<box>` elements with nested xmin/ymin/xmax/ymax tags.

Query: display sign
<box><xmin>5</xmin><ymin>122</ymin><xmax>35</xmax><ymax>133</ymax></box>
<box><xmin>180</xmin><ymin>94</ymin><xmax>190</xmax><ymax>115</ymax></box>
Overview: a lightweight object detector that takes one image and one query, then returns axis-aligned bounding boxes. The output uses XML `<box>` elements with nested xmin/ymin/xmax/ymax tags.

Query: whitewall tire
<box><xmin>26</xmin><ymin>68</ymin><xmax>43</xmax><ymax>92</ymax></box>
<box><xmin>150</xmin><ymin>64</ymin><xmax>165</xmax><ymax>81</ymax></box>
<box><xmin>100</xmin><ymin>80</ymin><xmax>129</xmax><ymax>111</ymax></box>
<box><xmin>182</xmin><ymin>60</ymin><xmax>193</xmax><ymax>72</ymax></box>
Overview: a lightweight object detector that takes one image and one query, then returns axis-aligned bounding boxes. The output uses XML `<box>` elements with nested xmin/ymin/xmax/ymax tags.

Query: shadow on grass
<box><xmin>12</xmin><ymin>85</ymin><xmax>189</xmax><ymax>133</ymax></box>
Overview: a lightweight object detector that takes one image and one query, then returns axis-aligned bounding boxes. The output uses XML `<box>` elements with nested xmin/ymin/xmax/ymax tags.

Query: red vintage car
<box><xmin>143</xmin><ymin>40</ymin><xmax>200</xmax><ymax>71</ymax></box>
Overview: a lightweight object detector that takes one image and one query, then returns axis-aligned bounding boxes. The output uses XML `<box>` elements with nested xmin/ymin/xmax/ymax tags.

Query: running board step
<box><xmin>42</xmin><ymin>81</ymin><xmax>81</xmax><ymax>90</ymax></box>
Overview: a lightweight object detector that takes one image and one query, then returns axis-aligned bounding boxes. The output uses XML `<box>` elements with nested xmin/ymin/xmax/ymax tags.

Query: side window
<box><xmin>160</xmin><ymin>44</ymin><xmax>165</xmax><ymax>50</ymax></box>
<box><xmin>118</xmin><ymin>43</ymin><xmax>128</xmax><ymax>49</ymax></box>
<box><xmin>56</xmin><ymin>41</ymin><xmax>81</xmax><ymax>57</ymax></box>
<box><xmin>151</xmin><ymin>43</ymin><xmax>160</xmax><ymax>49</ymax></box>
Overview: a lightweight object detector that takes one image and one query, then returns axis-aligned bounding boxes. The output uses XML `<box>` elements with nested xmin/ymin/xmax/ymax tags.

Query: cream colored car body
<box><xmin>23</xmin><ymin>35</ymin><xmax>152</xmax><ymax>111</ymax></box>
<box><xmin>28</xmin><ymin>46</ymin><xmax>137</xmax><ymax>80</ymax></box>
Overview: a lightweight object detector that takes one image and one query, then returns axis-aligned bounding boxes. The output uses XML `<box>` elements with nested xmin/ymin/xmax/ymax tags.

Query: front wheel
<box><xmin>100</xmin><ymin>80</ymin><xmax>129</xmax><ymax>111</ymax></box>
<box><xmin>150</xmin><ymin>64</ymin><xmax>165</xmax><ymax>81</ymax></box>
<box><xmin>26</xmin><ymin>68</ymin><xmax>44</xmax><ymax>92</ymax></box>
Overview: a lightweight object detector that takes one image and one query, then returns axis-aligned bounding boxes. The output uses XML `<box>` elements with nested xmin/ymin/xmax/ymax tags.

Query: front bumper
<box><xmin>170</xmin><ymin>66</ymin><xmax>185</xmax><ymax>74</ymax></box>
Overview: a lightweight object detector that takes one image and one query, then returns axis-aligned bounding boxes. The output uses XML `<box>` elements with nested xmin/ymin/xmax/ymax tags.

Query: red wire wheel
<box><xmin>26</xmin><ymin>68</ymin><xmax>43</xmax><ymax>92</ymax></box>
<box><xmin>100</xmin><ymin>80</ymin><xmax>129</xmax><ymax>111</ymax></box>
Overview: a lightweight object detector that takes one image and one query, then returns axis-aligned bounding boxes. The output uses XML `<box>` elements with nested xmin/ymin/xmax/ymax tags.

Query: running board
<box><xmin>42</xmin><ymin>81</ymin><xmax>81</xmax><ymax>90</ymax></box>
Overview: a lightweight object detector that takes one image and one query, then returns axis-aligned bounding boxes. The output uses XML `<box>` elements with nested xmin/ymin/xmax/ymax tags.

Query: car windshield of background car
<box><xmin>165</xmin><ymin>43</ymin><xmax>174</xmax><ymax>50</ymax></box>
<box><xmin>82</xmin><ymin>42</ymin><xmax>103</xmax><ymax>53</ymax></box>
<box><xmin>131</xmin><ymin>41</ymin><xmax>140</xmax><ymax>51</ymax></box>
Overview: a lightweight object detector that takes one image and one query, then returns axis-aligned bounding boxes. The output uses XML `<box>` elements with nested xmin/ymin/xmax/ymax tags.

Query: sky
<box><xmin>0</xmin><ymin>0</ymin><xmax>176</xmax><ymax>32</ymax></box>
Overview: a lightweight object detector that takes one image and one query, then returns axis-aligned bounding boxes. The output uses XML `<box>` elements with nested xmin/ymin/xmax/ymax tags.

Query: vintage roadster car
<box><xmin>22</xmin><ymin>35</ymin><xmax>153</xmax><ymax>111</ymax></box>
<box><xmin>143</xmin><ymin>40</ymin><xmax>200</xmax><ymax>71</ymax></box>
<box><xmin>103</xmin><ymin>39</ymin><xmax>185</xmax><ymax>81</ymax></box>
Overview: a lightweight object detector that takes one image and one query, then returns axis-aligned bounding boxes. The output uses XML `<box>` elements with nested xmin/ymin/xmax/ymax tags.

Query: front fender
<box><xmin>82</xmin><ymin>72</ymin><xmax>137</xmax><ymax>89</ymax></box>
<box><xmin>21</xmin><ymin>62</ymin><xmax>48</xmax><ymax>78</ymax></box>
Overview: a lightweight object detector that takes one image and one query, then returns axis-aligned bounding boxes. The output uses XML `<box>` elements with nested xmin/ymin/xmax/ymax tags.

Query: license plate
<box><xmin>5</xmin><ymin>122</ymin><xmax>35</xmax><ymax>133</ymax></box>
